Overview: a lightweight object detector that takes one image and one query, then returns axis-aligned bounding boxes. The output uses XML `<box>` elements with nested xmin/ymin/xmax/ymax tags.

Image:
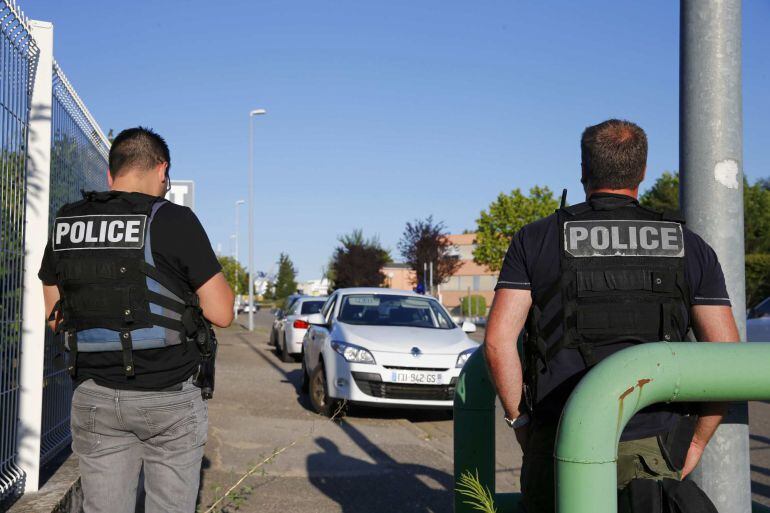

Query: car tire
<box><xmin>309</xmin><ymin>362</ymin><xmax>341</xmax><ymax>418</ymax></box>
<box><xmin>280</xmin><ymin>335</ymin><xmax>294</xmax><ymax>363</ymax></box>
<box><xmin>269</xmin><ymin>328</ymin><xmax>276</xmax><ymax>347</ymax></box>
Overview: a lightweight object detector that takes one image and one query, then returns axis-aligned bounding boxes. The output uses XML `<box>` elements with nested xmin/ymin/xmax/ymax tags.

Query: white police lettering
<box><xmin>52</xmin><ymin>215</ymin><xmax>147</xmax><ymax>251</ymax></box>
<box><xmin>563</xmin><ymin>220</ymin><xmax>684</xmax><ymax>258</ymax></box>
<box><xmin>124</xmin><ymin>220</ymin><xmax>142</xmax><ymax>243</ymax></box>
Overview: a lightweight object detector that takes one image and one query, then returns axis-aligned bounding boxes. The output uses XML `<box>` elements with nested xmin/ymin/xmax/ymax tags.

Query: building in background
<box><xmin>297</xmin><ymin>278</ymin><xmax>331</xmax><ymax>296</ymax></box>
<box><xmin>439</xmin><ymin>234</ymin><xmax>497</xmax><ymax>313</ymax></box>
<box><xmin>167</xmin><ymin>180</ymin><xmax>195</xmax><ymax>210</ymax></box>
<box><xmin>382</xmin><ymin>262</ymin><xmax>415</xmax><ymax>291</ymax></box>
<box><xmin>379</xmin><ymin>234</ymin><xmax>497</xmax><ymax>314</ymax></box>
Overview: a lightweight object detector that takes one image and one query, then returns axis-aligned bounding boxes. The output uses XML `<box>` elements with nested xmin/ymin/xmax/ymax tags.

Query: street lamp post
<box><xmin>248</xmin><ymin>108</ymin><xmax>266</xmax><ymax>331</ymax></box>
<box><xmin>234</xmin><ymin>199</ymin><xmax>245</xmax><ymax>316</ymax></box>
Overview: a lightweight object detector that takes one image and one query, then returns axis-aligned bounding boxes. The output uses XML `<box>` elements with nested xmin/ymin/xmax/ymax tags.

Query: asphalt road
<box><xmin>196</xmin><ymin>310</ymin><xmax>770</xmax><ymax>512</ymax></box>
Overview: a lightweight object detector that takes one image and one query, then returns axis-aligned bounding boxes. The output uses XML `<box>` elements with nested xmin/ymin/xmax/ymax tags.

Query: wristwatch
<box><xmin>504</xmin><ymin>412</ymin><xmax>531</xmax><ymax>430</ymax></box>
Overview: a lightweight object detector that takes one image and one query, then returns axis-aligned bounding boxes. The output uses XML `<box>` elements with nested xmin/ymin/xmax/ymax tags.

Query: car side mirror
<box><xmin>462</xmin><ymin>321</ymin><xmax>477</xmax><ymax>333</ymax></box>
<box><xmin>307</xmin><ymin>313</ymin><xmax>328</xmax><ymax>327</ymax></box>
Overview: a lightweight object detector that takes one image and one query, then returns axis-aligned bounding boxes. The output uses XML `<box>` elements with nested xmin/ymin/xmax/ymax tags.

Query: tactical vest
<box><xmin>50</xmin><ymin>191</ymin><xmax>200</xmax><ymax>377</ymax></box>
<box><xmin>524</xmin><ymin>195</ymin><xmax>691</xmax><ymax>411</ymax></box>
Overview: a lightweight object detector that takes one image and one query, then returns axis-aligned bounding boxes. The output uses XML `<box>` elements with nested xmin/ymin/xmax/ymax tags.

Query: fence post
<box><xmin>17</xmin><ymin>19</ymin><xmax>54</xmax><ymax>493</ymax></box>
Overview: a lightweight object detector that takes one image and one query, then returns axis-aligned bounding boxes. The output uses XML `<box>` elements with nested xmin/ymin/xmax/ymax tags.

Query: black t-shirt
<box><xmin>39</xmin><ymin>192</ymin><xmax>222</xmax><ymax>390</ymax></box>
<box><xmin>496</xmin><ymin>193</ymin><xmax>731</xmax><ymax>440</ymax></box>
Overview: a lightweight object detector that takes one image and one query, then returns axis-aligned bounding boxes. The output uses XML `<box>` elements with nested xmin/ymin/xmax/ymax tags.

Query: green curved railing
<box><xmin>453</xmin><ymin>343</ymin><xmax>770</xmax><ymax>513</ymax></box>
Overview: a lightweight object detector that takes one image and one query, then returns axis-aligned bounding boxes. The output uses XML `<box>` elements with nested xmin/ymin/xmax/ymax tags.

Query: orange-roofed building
<box><xmin>439</xmin><ymin>234</ymin><xmax>497</xmax><ymax>314</ymax></box>
<box><xmin>381</xmin><ymin>234</ymin><xmax>498</xmax><ymax>315</ymax></box>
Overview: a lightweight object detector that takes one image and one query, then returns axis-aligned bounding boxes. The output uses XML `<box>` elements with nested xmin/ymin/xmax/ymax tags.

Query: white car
<box><xmin>301</xmin><ymin>288</ymin><xmax>480</xmax><ymax>416</ymax></box>
<box><xmin>275</xmin><ymin>296</ymin><xmax>327</xmax><ymax>362</ymax></box>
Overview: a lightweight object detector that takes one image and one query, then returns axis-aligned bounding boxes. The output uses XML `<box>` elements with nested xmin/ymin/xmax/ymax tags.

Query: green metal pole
<box><xmin>555</xmin><ymin>342</ymin><xmax>770</xmax><ymax>513</ymax></box>
<box><xmin>454</xmin><ymin>346</ymin><xmax>497</xmax><ymax>513</ymax></box>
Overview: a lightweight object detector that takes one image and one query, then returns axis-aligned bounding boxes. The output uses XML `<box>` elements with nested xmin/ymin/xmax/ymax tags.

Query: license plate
<box><xmin>389</xmin><ymin>371</ymin><xmax>443</xmax><ymax>385</ymax></box>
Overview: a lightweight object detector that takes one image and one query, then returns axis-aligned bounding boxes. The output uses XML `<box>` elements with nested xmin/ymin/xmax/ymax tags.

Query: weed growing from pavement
<box><xmin>199</xmin><ymin>401</ymin><xmax>347</xmax><ymax>513</ymax></box>
<box><xmin>456</xmin><ymin>470</ymin><xmax>497</xmax><ymax>513</ymax></box>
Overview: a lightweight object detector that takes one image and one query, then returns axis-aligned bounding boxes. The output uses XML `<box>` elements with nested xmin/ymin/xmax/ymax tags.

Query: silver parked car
<box><xmin>273</xmin><ymin>296</ymin><xmax>327</xmax><ymax>362</ymax></box>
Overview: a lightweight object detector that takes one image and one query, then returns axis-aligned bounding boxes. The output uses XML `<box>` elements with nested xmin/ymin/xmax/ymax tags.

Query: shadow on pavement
<box><xmin>307</xmin><ymin>425</ymin><xmax>452</xmax><ymax>513</ymax></box>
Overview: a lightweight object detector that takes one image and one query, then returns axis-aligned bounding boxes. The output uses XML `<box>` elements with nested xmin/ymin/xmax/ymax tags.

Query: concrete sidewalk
<box><xmin>196</xmin><ymin>311</ymin><xmax>486</xmax><ymax>512</ymax></box>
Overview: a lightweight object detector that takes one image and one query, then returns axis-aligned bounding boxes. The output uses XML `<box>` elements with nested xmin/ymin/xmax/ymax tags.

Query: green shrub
<box><xmin>461</xmin><ymin>295</ymin><xmax>487</xmax><ymax>317</ymax></box>
<box><xmin>746</xmin><ymin>253</ymin><xmax>770</xmax><ymax>307</ymax></box>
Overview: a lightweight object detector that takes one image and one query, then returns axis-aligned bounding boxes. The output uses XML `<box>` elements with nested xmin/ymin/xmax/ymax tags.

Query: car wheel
<box><xmin>269</xmin><ymin>328</ymin><xmax>276</xmax><ymax>347</ymax></box>
<box><xmin>300</xmin><ymin>350</ymin><xmax>309</xmax><ymax>393</ymax></box>
<box><xmin>280</xmin><ymin>334</ymin><xmax>294</xmax><ymax>363</ymax></box>
<box><xmin>309</xmin><ymin>362</ymin><xmax>341</xmax><ymax>417</ymax></box>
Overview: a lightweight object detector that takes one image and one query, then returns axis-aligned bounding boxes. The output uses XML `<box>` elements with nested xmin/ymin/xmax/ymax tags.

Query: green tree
<box><xmin>473</xmin><ymin>186</ymin><xmax>559</xmax><ymax>272</ymax></box>
<box><xmin>639</xmin><ymin>171</ymin><xmax>679</xmax><ymax>212</ymax></box>
<box><xmin>330</xmin><ymin>229</ymin><xmax>391</xmax><ymax>290</ymax></box>
<box><xmin>640</xmin><ymin>172</ymin><xmax>770</xmax><ymax>254</ymax></box>
<box><xmin>745</xmin><ymin>180</ymin><xmax>770</xmax><ymax>254</ymax></box>
<box><xmin>274</xmin><ymin>253</ymin><xmax>298</xmax><ymax>301</ymax></box>
<box><xmin>746</xmin><ymin>254</ymin><xmax>770</xmax><ymax>307</ymax></box>
<box><xmin>398</xmin><ymin>216</ymin><xmax>461</xmax><ymax>289</ymax></box>
<box><xmin>217</xmin><ymin>256</ymin><xmax>249</xmax><ymax>296</ymax></box>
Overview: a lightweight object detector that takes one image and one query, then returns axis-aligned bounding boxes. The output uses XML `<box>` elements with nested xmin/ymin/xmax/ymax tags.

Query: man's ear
<box><xmin>158</xmin><ymin>162</ymin><xmax>168</xmax><ymax>184</ymax></box>
<box><xmin>107</xmin><ymin>169</ymin><xmax>114</xmax><ymax>188</ymax></box>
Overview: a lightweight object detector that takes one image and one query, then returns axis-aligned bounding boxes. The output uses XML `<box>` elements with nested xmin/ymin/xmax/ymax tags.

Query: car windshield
<box><xmin>301</xmin><ymin>301</ymin><xmax>325</xmax><ymax>315</ymax></box>
<box><xmin>337</xmin><ymin>294</ymin><xmax>455</xmax><ymax>329</ymax></box>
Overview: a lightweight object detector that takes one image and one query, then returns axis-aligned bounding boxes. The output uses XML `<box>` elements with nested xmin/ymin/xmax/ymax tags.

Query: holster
<box><xmin>192</xmin><ymin>314</ymin><xmax>217</xmax><ymax>400</ymax></box>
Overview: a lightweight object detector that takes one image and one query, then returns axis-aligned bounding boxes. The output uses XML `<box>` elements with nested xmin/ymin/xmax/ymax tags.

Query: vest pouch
<box><xmin>576</xmin><ymin>303</ymin><xmax>660</xmax><ymax>338</ymax></box>
<box><xmin>577</xmin><ymin>269</ymin><xmax>653</xmax><ymax>297</ymax></box>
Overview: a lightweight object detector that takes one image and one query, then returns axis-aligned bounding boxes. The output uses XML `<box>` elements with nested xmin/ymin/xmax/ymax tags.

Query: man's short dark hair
<box><xmin>580</xmin><ymin>119</ymin><xmax>647</xmax><ymax>190</ymax></box>
<box><xmin>109</xmin><ymin>127</ymin><xmax>170</xmax><ymax>178</ymax></box>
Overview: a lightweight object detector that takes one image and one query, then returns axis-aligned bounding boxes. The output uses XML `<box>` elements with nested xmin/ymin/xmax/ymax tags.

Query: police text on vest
<box><xmin>53</xmin><ymin>215</ymin><xmax>147</xmax><ymax>251</ymax></box>
<box><xmin>563</xmin><ymin>220</ymin><xmax>684</xmax><ymax>258</ymax></box>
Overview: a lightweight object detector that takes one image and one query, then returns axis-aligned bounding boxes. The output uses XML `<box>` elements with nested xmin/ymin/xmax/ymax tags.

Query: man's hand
<box><xmin>681</xmin><ymin>439</ymin><xmax>706</xmax><ymax>479</ymax></box>
<box><xmin>485</xmin><ymin>288</ymin><xmax>532</xmax><ymax>430</ymax></box>
<box><xmin>514</xmin><ymin>425</ymin><xmax>529</xmax><ymax>450</ymax></box>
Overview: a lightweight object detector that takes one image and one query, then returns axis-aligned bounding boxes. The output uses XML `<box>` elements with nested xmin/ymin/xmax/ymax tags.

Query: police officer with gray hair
<box><xmin>485</xmin><ymin>119</ymin><xmax>739</xmax><ymax>512</ymax></box>
<box><xmin>39</xmin><ymin>127</ymin><xmax>235</xmax><ymax>513</ymax></box>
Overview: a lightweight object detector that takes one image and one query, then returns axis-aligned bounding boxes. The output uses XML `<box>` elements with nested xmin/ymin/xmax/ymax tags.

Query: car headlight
<box><xmin>331</xmin><ymin>340</ymin><xmax>376</xmax><ymax>364</ymax></box>
<box><xmin>456</xmin><ymin>347</ymin><xmax>478</xmax><ymax>368</ymax></box>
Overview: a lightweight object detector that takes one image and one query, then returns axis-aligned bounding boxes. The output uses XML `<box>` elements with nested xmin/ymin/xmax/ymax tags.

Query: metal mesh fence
<box><xmin>39</xmin><ymin>63</ymin><xmax>109</xmax><ymax>466</ymax></box>
<box><xmin>0</xmin><ymin>0</ymin><xmax>37</xmax><ymax>504</ymax></box>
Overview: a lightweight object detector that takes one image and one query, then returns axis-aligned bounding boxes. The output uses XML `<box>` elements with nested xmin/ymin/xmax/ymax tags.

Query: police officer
<box><xmin>39</xmin><ymin>127</ymin><xmax>235</xmax><ymax>513</ymax></box>
<box><xmin>485</xmin><ymin>119</ymin><xmax>739</xmax><ymax>512</ymax></box>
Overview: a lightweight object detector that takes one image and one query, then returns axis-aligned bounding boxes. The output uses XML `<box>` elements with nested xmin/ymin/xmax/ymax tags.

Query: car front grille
<box><xmin>351</xmin><ymin>372</ymin><xmax>457</xmax><ymax>401</ymax></box>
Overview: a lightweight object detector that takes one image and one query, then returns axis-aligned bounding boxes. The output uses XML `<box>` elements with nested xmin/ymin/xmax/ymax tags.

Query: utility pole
<box><xmin>429</xmin><ymin>262</ymin><xmax>434</xmax><ymax>297</ymax></box>
<box><xmin>234</xmin><ymin>199</ymin><xmax>245</xmax><ymax>315</ymax></box>
<box><xmin>680</xmin><ymin>1</ymin><xmax>750</xmax><ymax>511</ymax></box>
<box><xmin>248</xmin><ymin>109</ymin><xmax>266</xmax><ymax>331</ymax></box>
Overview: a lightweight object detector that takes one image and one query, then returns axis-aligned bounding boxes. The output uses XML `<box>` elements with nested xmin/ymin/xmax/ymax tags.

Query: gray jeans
<box><xmin>70</xmin><ymin>378</ymin><xmax>208</xmax><ymax>513</ymax></box>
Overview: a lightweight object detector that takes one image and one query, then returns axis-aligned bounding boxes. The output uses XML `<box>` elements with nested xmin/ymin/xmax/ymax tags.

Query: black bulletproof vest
<box><xmin>50</xmin><ymin>191</ymin><xmax>199</xmax><ymax>377</ymax></box>
<box><xmin>524</xmin><ymin>196</ymin><xmax>691</xmax><ymax>411</ymax></box>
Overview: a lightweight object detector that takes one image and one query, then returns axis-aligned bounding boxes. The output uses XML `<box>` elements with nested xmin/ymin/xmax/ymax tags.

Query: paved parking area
<box><xmin>197</xmin><ymin>310</ymin><xmax>770</xmax><ymax>512</ymax></box>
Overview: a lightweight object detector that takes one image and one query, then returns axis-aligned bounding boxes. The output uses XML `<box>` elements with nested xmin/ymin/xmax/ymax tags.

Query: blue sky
<box><xmin>25</xmin><ymin>1</ymin><xmax>770</xmax><ymax>280</ymax></box>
